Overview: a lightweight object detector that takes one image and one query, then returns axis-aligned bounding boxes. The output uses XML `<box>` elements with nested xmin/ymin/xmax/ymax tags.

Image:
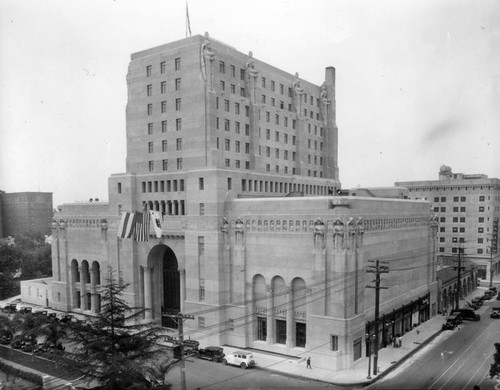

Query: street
<box><xmin>369</xmin><ymin>300</ymin><xmax>500</xmax><ymax>390</ymax></box>
<box><xmin>167</xmin><ymin>356</ymin><xmax>340</xmax><ymax>390</ymax></box>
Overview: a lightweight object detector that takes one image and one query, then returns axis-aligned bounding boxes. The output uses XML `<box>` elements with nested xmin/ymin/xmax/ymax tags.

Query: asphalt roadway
<box><xmin>369</xmin><ymin>300</ymin><xmax>500</xmax><ymax>390</ymax></box>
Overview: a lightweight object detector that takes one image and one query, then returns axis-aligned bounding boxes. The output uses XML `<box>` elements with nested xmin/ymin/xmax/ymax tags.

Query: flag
<box><xmin>117</xmin><ymin>212</ymin><xmax>136</xmax><ymax>239</ymax></box>
<box><xmin>134</xmin><ymin>211</ymin><xmax>150</xmax><ymax>242</ymax></box>
<box><xmin>150</xmin><ymin>211</ymin><xmax>163</xmax><ymax>239</ymax></box>
<box><xmin>186</xmin><ymin>1</ymin><xmax>192</xmax><ymax>37</ymax></box>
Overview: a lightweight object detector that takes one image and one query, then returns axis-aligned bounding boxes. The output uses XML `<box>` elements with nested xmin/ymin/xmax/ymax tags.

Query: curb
<box><xmin>255</xmin><ymin>328</ymin><xmax>443</xmax><ymax>387</ymax></box>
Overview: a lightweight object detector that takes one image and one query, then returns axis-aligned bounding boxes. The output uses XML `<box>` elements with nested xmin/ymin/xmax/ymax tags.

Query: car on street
<box><xmin>442</xmin><ymin>315</ymin><xmax>458</xmax><ymax>330</ymax></box>
<box><xmin>458</xmin><ymin>308</ymin><xmax>480</xmax><ymax>321</ymax></box>
<box><xmin>471</xmin><ymin>298</ymin><xmax>483</xmax><ymax>308</ymax></box>
<box><xmin>18</xmin><ymin>306</ymin><xmax>32</xmax><ymax>314</ymax></box>
<box><xmin>450</xmin><ymin>311</ymin><xmax>463</xmax><ymax>324</ymax></box>
<box><xmin>491</xmin><ymin>307</ymin><xmax>500</xmax><ymax>319</ymax></box>
<box><xmin>196</xmin><ymin>346</ymin><xmax>225</xmax><ymax>362</ymax></box>
<box><xmin>222</xmin><ymin>351</ymin><xmax>256</xmax><ymax>369</ymax></box>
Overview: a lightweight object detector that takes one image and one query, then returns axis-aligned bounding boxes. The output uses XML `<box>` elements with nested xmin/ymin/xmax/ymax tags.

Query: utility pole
<box><xmin>162</xmin><ymin>311</ymin><xmax>195</xmax><ymax>390</ymax></box>
<box><xmin>453</xmin><ymin>247</ymin><xmax>465</xmax><ymax>311</ymax></box>
<box><xmin>366</xmin><ymin>260</ymin><xmax>389</xmax><ymax>376</ymax></box>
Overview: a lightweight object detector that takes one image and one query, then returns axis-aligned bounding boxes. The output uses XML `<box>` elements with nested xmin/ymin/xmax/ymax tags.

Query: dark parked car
<box><xmin>442</xmin><ymin>315</ymin><xmax>458</xmax><ymax>330</ymax></box>
<box><xmin>18</xmin><ymin>306</ymin><xmax>32</xmax><ymax>314</ymax></box>
<box><xmin>471</xmin><ymin>298</ymin><xmax>483</xmax><ymax>307</ymax></box>
<box><xmin>2</xmin><ymin>303</ymin><xmax>18</xmax><ymax>314</ymax></box>
<box><xmin>450</xmin><ymin>311</ymin><xmax>463</xmax><ymax>324</ymax></box>
<box><xmin>0</xmin><ymin>334</ymin><xmax>11</xmax><ymax>345</ymax></box>
<box><xmin>491</xmin><ymin>307</ymin><xmax>500</xmax><ymax>319</ymax></box>
<box><xmin>489</xmin><ymin>286</ymin><xmax>498</xmax><ymax>293</ymax></box>
<box><xmin>196</xmin><ymin>346</ymin><xmax>225</xmax><ymax>362</ymax></box>
<box><xmin>459</xmin><ymin>308</ymin><xmax>480</xmax><ymax>321</ymax></box>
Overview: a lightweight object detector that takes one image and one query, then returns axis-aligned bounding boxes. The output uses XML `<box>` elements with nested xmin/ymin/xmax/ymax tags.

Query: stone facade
<box><xmin>1</xmin><ymin>191</ymin><xmax>53</xmax><ymax>237</ymax></box>
<box><xmin>22</xmin><ymin>35</ymin><xmax>439</xmax><ymax>371</ymax></box>
<box><xmin>396</xmin><ymin>165</ymin><xmax>500</xmax><ymax>281</ymax></box>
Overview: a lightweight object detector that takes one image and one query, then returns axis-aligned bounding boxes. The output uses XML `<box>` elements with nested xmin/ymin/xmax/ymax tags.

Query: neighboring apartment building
<box><xmin>0</xmin><ymin>191</ymin><xmax>53</xmax><ymax>237</ymax></box>
<box><xmin>396</xmin><ymin>165</ymin><xmax>500</xmax><ymax>281</ymax></box>
<box><xmin>22</xmin><ymin>34</ymin><xmax>439</xmax><ymax>371</ymax></box>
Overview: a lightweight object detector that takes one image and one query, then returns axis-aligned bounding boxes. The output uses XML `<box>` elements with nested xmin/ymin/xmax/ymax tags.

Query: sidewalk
<box><xmin>223</xmin><ymin>286</ymin><xmax>496</xmax><ymax>386</ymax></box>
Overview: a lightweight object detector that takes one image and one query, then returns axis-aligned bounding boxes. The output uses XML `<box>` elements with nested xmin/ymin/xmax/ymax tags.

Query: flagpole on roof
<box><xmin>186</xmin><ymin>0</ymin><xmax>192</xmax><ymax>38</ymax></box>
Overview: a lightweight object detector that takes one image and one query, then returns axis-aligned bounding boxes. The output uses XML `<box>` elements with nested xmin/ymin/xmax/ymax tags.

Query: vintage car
<box><xmin>491</xmin><ymin>307</ymin><xmax>500</xmax><ymax>319</ymax></box>
<box><xmin>222</xmin><ymin>351</ymin><xmax>256</xmax><ymax>369</ymax></box>
<box><xmin>196</xmin><ymin>346</ymin><xmax>225</xmax><ymax>362</ymax></box>
<box><xmin>458</xmin><ymin>308</ymin><xmax>480</xmax><ymax>321</ymax></box>
<box><xmin>442</xmin><ymin>315</ymin><xmax>458</xmax><ymax>330</ymax></box>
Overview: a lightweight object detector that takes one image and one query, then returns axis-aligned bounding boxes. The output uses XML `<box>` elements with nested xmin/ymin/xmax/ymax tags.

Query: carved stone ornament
<box><xmin>59</xmin><ymin>219</ymin><xmax>66</xmax><ymax>230</ymax></box>
<box><xmin>51</xmin><ymin>219</ymin><xmax>58</xmax><ymax>230</ymax></box>
<box><xmin>100</xmin><ymin>218</ymin><xmax>108</xmax><ymax>231</ymax></box>
<box><xmin>313</xmin><ymin>218</ymin><xmax>326</xmax><ymax>250</ymax></box>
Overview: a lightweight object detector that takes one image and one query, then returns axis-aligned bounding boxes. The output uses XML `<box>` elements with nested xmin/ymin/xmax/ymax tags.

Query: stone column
<box><xmin>286</xmin><ymin>288</ymin><xmax>294</xmax><ymax>348</ymax></box>
<box><xmin>79</xmin><ymin>267</ymin><xmax>86</xmax><ymax>311</ymax></box>
<box><xmin>143</xmin><ymin>266</ymin><xmax>152</xmax><ymax>320</ymax></box>
<box><xmin>266</xmin><ymin>285</ymin><xmax>275</xmax><ymax>344</ymax></box>
<box><xmin>179</xmin><ymin>268</ymin><xmax>186</xmax><ymax>313</ymax></box>
<box><xmin>90</xmin><ymin>270</ymin><xmax>97</xmax><ymax>313</ymax></box>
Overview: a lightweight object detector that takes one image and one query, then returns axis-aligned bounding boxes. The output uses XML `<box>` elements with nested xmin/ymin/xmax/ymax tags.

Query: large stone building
<box><xmin>0</xmin><ymin>191</ymin><xmax>53</xmax><ymax>237</ymax></box>
<box><xmin>25</xmin><ymin>34</ymin><xmax>439</xmax><ymax>371</ymax></box>
<box><xmin>396</xmin><ymin>165</ymin><xmax>500</xmax><ymax>282</ymax></box>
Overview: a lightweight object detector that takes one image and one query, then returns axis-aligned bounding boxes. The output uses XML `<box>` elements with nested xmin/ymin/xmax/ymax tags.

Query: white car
<box><xmin>222</xmin><ymin>351</ymin><xmax>256</xmax><ymax>369</ymax></box>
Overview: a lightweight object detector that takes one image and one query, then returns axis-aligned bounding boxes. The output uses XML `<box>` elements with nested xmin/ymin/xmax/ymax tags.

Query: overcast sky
<box><xmin>1</xmin><ymin>0</ymin><xmax>499</xmax><ymax>206</ymax></box>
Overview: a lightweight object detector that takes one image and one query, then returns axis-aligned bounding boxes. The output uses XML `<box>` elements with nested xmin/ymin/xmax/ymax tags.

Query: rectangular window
<box><xmin>330</xmin><ymin>335</ymin><xmax>339</xmax><ymax>351</ymax></box>
<box><xmin>227</xmin><ymin>177</ymin><xmax>232</xmax><ymax>190</ymax></box>
<box><xmin>148</xmin><ymin>142</ymin><xmax>154</xmax><ymax>153</ymax></box>
<box><xmin>479</xmin><ymin>195</ymin><xmax>485</xmax><ymax>201</ymax></box>
<box><xmin>271</xmin><ymin>80</ymin><xmax>275</xmax><ymax>91</ymax></box>
<box><xmin>230</xmin><ymin>65</ymin><xmax>235</xmax><ymax>77</ymax></box>
<box><xmin>479</xmin><ymin>207</ymin><xmax>485</xmax><ymax>212</ymax></box>
<box><xmin>147</xmin><ymin>104</ymin><xmax>153</xmax><ymax>116</ymax></box>
<box><xmin>453</xmin><ymin>196</ymin><xmax>459</xmax><ymax>202</ymax></box>
<box><xmin>225</xmin><ymin>158</ymin><xmax>230</xmax><ymax>167</ymax></box>
<box><xmin>460</xmin><ymin>196</ymin><xmax>466</xmax><ymax>202</ymax></box>
<box><xmin>261</xmin><ymin>77</ymin><xmax>266</xmax><ymax>88</ymax></box>
<box><xmin>147</xmin><ymin>84</ymin><xmax>152</xmax><ymax>96</ymax></box>
<box><xmin>225</xmin><ymin>119</ymin><xmax>230</xmax><ymax>131</ymax></box>
<box><xmin>176</xmin><ymin>138</ymin><xmax>182</xmax><ymax>150</ymax></box>
<box><xmin>225</xmin><ymin>138</ymin><xmax>230</xmax><ymax>151</ymax></box>
<box><xmin>266</xmin><ymin>129</ymin><xmax>270</xmax><ymax>140</ymax></box>
<box><xmin>175</xmin><ymin>98</ymin><xmax>181</xmax><ymax>111</ymax></box>
<box><xmin>117</xmin><ymin>182</ymin><xmax>122</xmax><ymax>194</ymax></box>
<box><xmin>434</xmin><ymin>197</ymin><xmax>439</xmax><ymax>202</ymax></box>
<box><xmin>479</xmin><ymin>217</ymin><xmax>485</xmax><ymax>223</ymax></box>
<box><xmin>148</xmin><ymin>161</ymin><xmax>154</xmax><ymax>172</ymax></box>
<box><xmin>161</xmin><ymin>101</ymin><xmax>166</xmax><ymax>113</ymax></box>
<box><xmin>296</xmin><ymin>323</ymin><xmax>306</xmax><ymax>348</ymax></box>
<box><xmin>146</xmin><ymin>65</ymin><xmax>152</xmax><ymax>77</ymax></box>
<box><xmin>162</xmin><ymin>159</ymin><xmax>168</xmax><ymax>171</ymax></box>
<box><xmin>230</xmin><ymin>84</ymin><xmax>235</xmax><ymax>94</ymax></box>
<box><xmin>176</xmin><ymin>158</ymin><xmax>182</xmax><ymax>170</ymax></box>
<box><xmin>174</xmin><ymin>78</ymin><xmax>181</xmax><ymax>91</ymax></box>
<box><xmin>235</xmin><ymin>122</ymin><xmax>240</xmax><ymax>134</ymax></box>
<box><xmin>160</xmin><ymin>61</ymin><xmax>166</xmax><ymax>74</ymax></box>
<box><xmin>148</xmin><ymin>123</ymin><xmax>153</xmax><ymax>135</ymax></box>
<box><xmin>160</xmin><ymin>81</ymin><xmax>166</xmax><ymax>94</ymax></box>
<box><xmin>257</xmin><ymin>317</ymin><xmax>267</xmax><ymax>341</ymax></box>
<box><xmin>162</xmin><ymin>140</ymin><xmax>168</xmax><ymax>152</ymax></box>
<box><xmin>235</xmin><ymin>103</ymin><xmax>240</xmax><ymax>114</ymax></box>
<box><xmin>479</xmin><ymin>227</ymin><xmax>484</xmax><ymax>233</ymax></box>
<box><xmin>224</xmin><ymin>99</ymin><xmax>230</xmax><ymax>112</ymax></box>
<box><xmin>199</xmin><ymin>202</ymin><xmax>205</xmax><ymax>215</ymax></box>
<box><xmin>275</xmin><ymin>319</ymin><xmax>286</xmax><ymax>344</ymax></box>
<box><xmin>220</xmin><ymin>80</ymin><xmax>225</xmax><ymax>91</ymax></box>
<box><xmin>235</xmin><ymin>141</ymin><xmax>240</xmax><ymax>153</ymax></box>
<box><xmin>199</xmin><ymin>178</ymin><xmax>204</xmax><ymax>190</ymax></box>
<box><xmin>245</xmin><ymin>143</ymin><xmax>250</xmax><ymax>154</ymax></box>
<box><xmin>219</xmin><ymin>60</ymin><xmax>225</xmax><ymax>73</ymax></box>
<box><xmin>441</xmin><ymin>197</ymin><xmax>446</xmax><ymax>202</ymax></box>
<box><xmin>460</xmin><ymin>207</ymin><xmax>466</xmax><ymax>212</ymax></box>
<box><xmin>245</xmin><ymin>124</ymin><xmax>250</xmax><ymax>135</ymax></box>
<box><xmin>162</xmin><ymin>120</ymin><xmax>167</xmax><ymax>133</ymax></box>
<box><xmin>175</xmin><ymin>57</ymin><xmax>181</xmax><ymax>70</ymax></box>
<box><xmin>176</xmin><ymin>118</ymin><xmax>182</xmax><ymax>131</ymax></box>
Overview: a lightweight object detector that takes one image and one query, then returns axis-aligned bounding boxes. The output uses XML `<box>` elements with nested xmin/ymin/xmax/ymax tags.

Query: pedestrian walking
<box><xmin>306</xmin><ymin>357</ymin><xmax>312</xmax><ymax>369</ymax></box>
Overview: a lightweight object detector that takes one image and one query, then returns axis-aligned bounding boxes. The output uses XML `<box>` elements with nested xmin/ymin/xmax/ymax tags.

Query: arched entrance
<box><xmin>146</xmin><ymin>245</ymin><xmax>181</xmax><ymax>328</ymax></box>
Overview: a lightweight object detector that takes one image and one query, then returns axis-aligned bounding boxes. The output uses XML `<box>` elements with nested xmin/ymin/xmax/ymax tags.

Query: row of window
<box><xmin>142</xmin><ymin>199</ymin><xmax>185</xmax><ymax>216</ymax></box>
<box><xmin>147</xmin><ymin>139</ymin><xmax>182</xmax><ymax>153</ymax></box>
<box><xmin>141</xmin><ymin>179</ymin><xmax>185</xmax><ymax>193</ymax></box>
<box><xmin>438</xmin><ymin>247</ymin><xmax>490</xmax><ymax>254</ymax></box>
<box><xmin>146</xmin><ymin>103</ymin><xmax>184</xmax><ymax>119</ymax></box>
<box><xmin>434</xmin><ymin>195</ymin><xmax>490</xmax><ymax>203</ymax></box>
<box><xmin>148</xmin><ymin>159</ymin><xmax>182</xmax><ymax>172</ymax></box>
<box><xmin>146</xmin><ymin>78</ymin><xmax>181</xmax><ymax>96</ymax></box>
<box><xmin>438</xmin><ymin>226</ymin><xmax>490</xmax><ymax>233</ymax></box>
<box><xmin>217</xmin><ymin>59</ymin><xmax>320</xmax><ymax>108</ymax></box>
<box><xmin>146</xmin><ymin>58</ymin><xmax>181</xmax><ymax>77</ymax></box>
<box><xmin>434</xmin><ymin>206</ymin><xmax>489</xmax><ymax>213</ymax></box>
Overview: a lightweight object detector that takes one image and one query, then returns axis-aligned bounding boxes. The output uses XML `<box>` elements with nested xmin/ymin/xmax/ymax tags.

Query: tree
<box><xmin>13</xmin><ymin>232</ymin><xmax>52</xmax><ymax>280</ymax></box>
<box><xmin>490</xmin><ymin>342</ymin><xmax>500</xmax><ymax>378</ymax></box>
<box><xmin>56</xmin><ymin>267</ymin><xmax>171</xmax><ymax>389</ymax></box>
<box><xmin>0</xmin><ymin>241</ymin><xmax>21</xmax><ymax>299</ymax></box>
